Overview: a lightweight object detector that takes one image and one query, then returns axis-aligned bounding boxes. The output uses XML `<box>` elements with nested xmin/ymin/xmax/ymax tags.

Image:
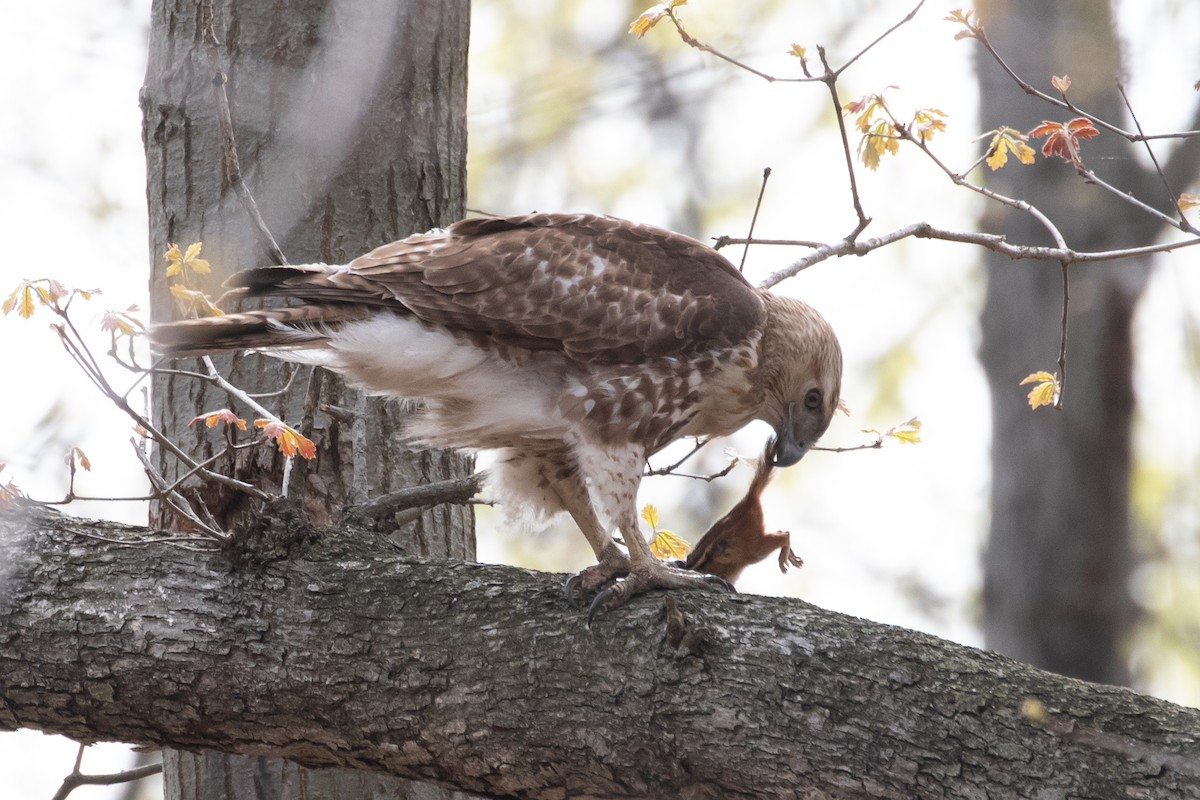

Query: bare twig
<box><xmin>644</xmin><ymin>437</ymin><xmax>713</xmax><ymax>477</ymax></box>
<box><xmin>755</xmin><ymin>221</ymin><xmax>1200</xmax><ymax>288</ymax></box>
<box><xmin>818</xmin><ymin>46</ymin><xmax>871</xmax><ymax>237</ymax></box>
<box><xmin>969</xmin><ymin>25</ymin><xmax>1200</xmax><ymax>144</ymax></box>
<box><xmin>1056</xmin><ymin>262</ymin><xmax>1069</xmax><ymax>409</ymax></box>
<box><xmin>352</xmin><ymin>473</ymin><xmax>488</xmax><ymax>522</ymax></box>
<box><xmin>50</xmin><ymin>743</ymin><xmax>163</xmax><ymax>800</ymax></box>
<box><xmin>739</xmin><ymin>167</ymin><xmax>772</xmax><ymax>272</ymax></box>
<box><xmin>198</xmin><ymin>0</ymin><xmax>286</xmax><ymax>265</ymax></box>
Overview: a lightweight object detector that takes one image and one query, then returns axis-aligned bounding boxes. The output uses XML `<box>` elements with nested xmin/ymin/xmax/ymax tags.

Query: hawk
<box><xmin>153</xmin><ymin>213</ymin><xmax>843</xmax><ymax>615</ymax></box>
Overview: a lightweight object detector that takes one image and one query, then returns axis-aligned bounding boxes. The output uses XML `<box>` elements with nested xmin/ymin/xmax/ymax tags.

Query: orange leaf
<box><xmin>190</xmin><ymin>409</ymin><xmax>248</xmax><ymax>430</ymax></box>
<box><xmin>1029</xmin><ymin>117</ymin><xmax>1099</xmax><ymax>167</ymax></box>
<box><xmin>65</xmin><ymin>447</ymin><xmax>92</xmax><ymax>471</ymax></box>
<box><xmin>254</xmin><ymin>419</ymin><xmax>317</xmax><ymax>460</ymax></box>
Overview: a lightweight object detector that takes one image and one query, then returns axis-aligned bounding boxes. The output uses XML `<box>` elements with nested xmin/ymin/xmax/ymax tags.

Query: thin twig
<box><xmin>352</xmin><ymin>473</ymin><xmax>488</xmax><ymax>522</ymax></box>
<box><xmin>819</xmin><ymin>46</ymin><xmax>871</xmax><ymax>237</ymax></box>
<box><xmin>198</xmin><ymin>0</ymin><xmax>287</xmax><ymax>265</ymax></box>
<box><xmin>1056</xmin><ymin>261</ymin><xmax>1069</xmax><ymax>410</ymax></box>
<box><xmin>739</xmin><ymin>167</ymin><xmax>772</xmax><ymax>272</ymax></box>
<box><xmin>755</xmin><ymin>220</ymin><xmax>1200</xmax><ymax>288</ymax></box>
<box><xmin>970</xmin><ymin>25</ymin><xmax>1200</xmax><ymax>143</ymax></box>
<box><xmin>1115</xmin><ymin>79</ymin><xmax>1184</xmax><ymax>229</ymax></box>
<box><xmin>644</xmin><ymin>437</ymin><xmax>713</xmax><ymax>477</ymax></box>
<box><xmin>50</xmin><ymin>745</ymin><xmax>163</xmax><ymax>800</ymax></box>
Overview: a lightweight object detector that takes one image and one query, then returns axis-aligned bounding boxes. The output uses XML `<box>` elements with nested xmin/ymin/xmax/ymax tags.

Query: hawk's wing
<box><xmin>230</xmin><ymin>213</ymin><xmax>765</xmax><ymax>364</ymax></box>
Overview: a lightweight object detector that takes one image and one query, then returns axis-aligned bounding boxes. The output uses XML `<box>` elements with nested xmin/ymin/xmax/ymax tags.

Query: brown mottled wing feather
<box><xmin>226</xmin><ymin>213</ymin><xmax>765</xmax><ymax>364</ymax></box>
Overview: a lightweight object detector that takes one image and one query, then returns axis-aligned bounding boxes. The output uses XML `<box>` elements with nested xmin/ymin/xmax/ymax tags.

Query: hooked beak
<box><xmin>772</xmin><ymin>403</ymin><xmax>808</xmax><ymax>467</ymax></box>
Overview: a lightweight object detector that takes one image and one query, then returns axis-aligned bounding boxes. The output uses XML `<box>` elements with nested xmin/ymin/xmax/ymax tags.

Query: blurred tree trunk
<box><xmin>141</xmin><ymin>0</ymin><xmax>475</xmax><ymax>797</ymax></box>
<box><xmin>975</xmin><ymin>0</ymin><xmax>1199</xmax><ymax>684</ymax></box>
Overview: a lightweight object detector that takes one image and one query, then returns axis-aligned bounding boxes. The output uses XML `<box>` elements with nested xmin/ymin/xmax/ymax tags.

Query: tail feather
<box><xmin>150</xmin><ymin>305</ymin><xmax>371</xmax><ymax>357</ymax></box>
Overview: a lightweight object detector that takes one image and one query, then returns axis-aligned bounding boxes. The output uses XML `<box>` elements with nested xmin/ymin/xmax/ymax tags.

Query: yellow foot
<box><xmin>587</xmin><ymin>560</ymin><xmax>735</xmax><ymax>626</ymax></box>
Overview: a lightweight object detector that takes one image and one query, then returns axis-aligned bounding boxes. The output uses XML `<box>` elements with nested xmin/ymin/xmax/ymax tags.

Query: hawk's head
<box><xmin>758</xmin><ymin>295</ymin><xmax>843</xmax><ymax>467</ymax></box>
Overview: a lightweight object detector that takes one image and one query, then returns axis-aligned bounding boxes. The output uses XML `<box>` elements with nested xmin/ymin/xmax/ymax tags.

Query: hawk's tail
<box><xmin>150</xmin><ymin>305</ymin><xmax>371</xmax><ymax>357</ymax></box>
<box><xmin>151</xmin><ymin>264</ymin><xmax>375</xmax><ymax>357</ymax></box>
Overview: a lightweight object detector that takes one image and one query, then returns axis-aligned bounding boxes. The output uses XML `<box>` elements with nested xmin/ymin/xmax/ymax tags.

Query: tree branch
<box><xmin>3</xmin><ymin>505</ymin><xmax>1199</xmax><ymax>798</ymax></box>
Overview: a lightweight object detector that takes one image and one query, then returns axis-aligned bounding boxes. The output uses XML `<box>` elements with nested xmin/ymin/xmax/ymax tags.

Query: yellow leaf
<box><xmin>17</xmin><ymin>285</ymin><xmax>36</xmax><ymax>318</ymax></box>
<box><xmin>165</xmin><ymin>241</ymin><xmax>210</xmax><ymax>276</ymax></box>
<box><xmin>650</xmin><ymin>529</ymin><xmax>691</xmax><ymax>560</ymax></box>
<box><xmin>1020</xmin><ymin>697</ymin><xmax>1046</xmax><ymax>724</ymax></box>
<box><xmin>629</xmin><ymin>4</ymin><xmax>669</xmax><ymax>38</ymax></box>
<box><xmin>1179</xmin><ymin>193</ymin><xmax>1199</xmax><ymax>212</ymax></box>
<box><xmin>837</xmin><ymin>398</ymin><xmax>851</xmax><ymax>416</ymax></box>
<box><xmin>887</xmin><ymin>417</ymin><xmax>922</xmax><ymax>445</ymax></box>
<box><xmin>1020</xmin><ymin>371</ymin><xmax>1059</xmax><ymax>409</ymax></box>
<box><xmin>788</xmin><ymin>43</ymin><xmax>806</xmax><ymax>59</ymax></box>
<box><xmin>1019</xmin><ymin>370</ymin><xmax>1056</xmax><ymax>386</ymax></box>
<box><xmin>169</xmin><ymin>284</ymin><xmax>224</xmax><ymax>317</ymax></box>
<box><xmin>985</xmin><ymin>128</ymin><xmax>1036</xmax><ymax>171</ymax></box>
<box><xmin>640</xmin><ymin>503</ymin><xmax>660</xmax><ymax>530</ymax></box>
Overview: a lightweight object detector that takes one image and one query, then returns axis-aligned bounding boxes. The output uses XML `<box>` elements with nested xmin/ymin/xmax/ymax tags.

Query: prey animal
<box><xmin>152</xmin><ymin>213</ymin><xmax>842</xmax><ymax>615</ymax></box>
<box><xmin>683</xmin><ymin>438</ymin><xmax>804</xmax><ymax>585</ymax></box>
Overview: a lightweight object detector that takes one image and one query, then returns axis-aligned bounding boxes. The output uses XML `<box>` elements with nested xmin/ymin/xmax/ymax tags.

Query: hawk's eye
<box><xmin>804</xmin><ymin>388</ymin><xmax>822</xmax><ymax>411</ymax></box>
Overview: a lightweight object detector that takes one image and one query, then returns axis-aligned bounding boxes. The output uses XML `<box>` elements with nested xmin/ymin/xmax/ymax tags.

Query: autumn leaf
<box><xmin>1028</xmin><ymin>117</ymin><xmax>1099</xmax><ymax>167</ymax></box>
<box><xmin>1020</xmin><ymin>697</ymin><xmax>1047</xmax><ymax>724</ymax></box>
<box><xmin>911</xmin><ymin>108</ymin><xmax>947</xmax><ymax>142</ymax></box>
<box><xmin>641</xmin><ymin>503</ymin><xmax>690</xmax><ymax>559</ymax></box>
<box><xmin>1019</xmin><ymin>371</ymin><xmax>1059</xmax><ymax>410</ymax></box>
<box><xmin>944</xmin><ymin>8</ymin><xmax>979</xmax><ymax>39</ymax></box>
<box><xmin>886</xmin><ymin>417</ymin><xmax>922</xmax><ymax>445</ymax></box>
<box><xmin>169</xmin><ymin>284</ymin><xmax>225</xmax><ymax>318</ymax></box>
<box><xmin>164</xmin><ymin>241</ymin><xmax>212</xmax><ymax>278</ymax></box>
<box><xmin>255</xmin><ymin>419</ymin><xmax>317</xmax><ymax>460</ymax></box>
<box><xmin>1051</xmin><ymin>74</ymin><xmax>1071</xmax><ymax>95</ymax></box>
<box><xmin>100</xmin><ymin>305</ymin><xmax>145</xmax><ymax>338</ymax></box>
<box><xmin>2</xmin><ymin>281</ymin><xmax>38</xmax><ymax>318</ymax></box>
<box><xmin>983</xmin><ymin>127</ymin><xmax>1037</xmax><ymax>170</ymax></box>
<box><xmin>836</xmin><ymin>398</ymin><xmax>851</xmax><ymax>416</ymax></box>
<box><xmin>787</xmin><ymin>43</ymin><xmax>806</xmax><ymax>59</ymax></box>
<box><xmin>190</xmin><ymin>409</ymin><xmax>248</xmax><ymax>430</ymax></box>
<box><xmin>1178</xmin><ymin>193</ymin><xmax>1199</xmax><ymax>213</ymax></box>
<box><xmin>628</xmin><ymin>0</ymin><xmax>685</xmax><ymax>39</ymax></box>
<box><xmin>64</xmin><ymin>447</ymin><xmax>92</xmax><ymax>472</ymax></box>
<box><xmin>650</xmin><ymin>529</ymin><xmax>691</xmax><ymax>560</ymax></box>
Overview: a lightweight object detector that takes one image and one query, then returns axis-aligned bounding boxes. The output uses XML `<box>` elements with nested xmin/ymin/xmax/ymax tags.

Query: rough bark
<box><xmin>4</xmin><ymin>505</ymin><xmax>1200</xmax><ymax>800</ymax></box>
<box><xmin>975</xmin><ymin>0</ymin><xmax>1200</xmax><ymax>684</ymax></box>
<box><xmin>140</xmin><ymin>0</ymin><xmax>473</xmax><ymax>795</ymax></box>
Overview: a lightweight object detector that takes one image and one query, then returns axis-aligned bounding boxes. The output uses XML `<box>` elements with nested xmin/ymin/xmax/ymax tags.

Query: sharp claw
<box><xmin>586</xmin><ymin>586</ymin><xmax>615</xmax><ymax>628</ymax></box>
<box><xmin>704</xmin><ymin>574</ymin><xmax>737</xmax><ymax>594</ymax></box>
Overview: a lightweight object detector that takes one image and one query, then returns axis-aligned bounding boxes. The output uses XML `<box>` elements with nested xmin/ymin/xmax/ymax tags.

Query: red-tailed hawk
<box><xmin>153</xmin><ymin>213</ymin><xmax>842</xmax><ymax>616</ymax></box>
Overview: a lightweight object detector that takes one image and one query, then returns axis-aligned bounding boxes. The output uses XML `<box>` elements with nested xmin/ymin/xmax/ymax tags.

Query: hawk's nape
<box><xmin>152</xmin><ymin>213</ymin><xmax>843</xmax><ymax>618</ymax></box>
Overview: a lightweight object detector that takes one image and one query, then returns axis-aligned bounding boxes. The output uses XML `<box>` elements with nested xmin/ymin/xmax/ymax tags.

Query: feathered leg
<box><xmin>572</xmin><ymin>443</ymin><xmax>733</xmax><ymax>624</ymax></box>
<box><xmin>545</xmin><ymin>464</ymin><xmax>631</xmax><ymax>602</ymax></box>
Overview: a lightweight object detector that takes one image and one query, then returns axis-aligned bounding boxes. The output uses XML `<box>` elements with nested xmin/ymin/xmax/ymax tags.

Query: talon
<box><xmin>563</xmin><ymin>556</ymin><xmax>631</xmax><ymax>606</ymax></box>
<box><xmin>587</xmin><ymin>584</ymin><xmax>626</xmax><ymax>627</ymax></box>
<box><xmin>585</xmin><ymin>561</ymin><xmax>736</xmax><ymax>626</ymax></box>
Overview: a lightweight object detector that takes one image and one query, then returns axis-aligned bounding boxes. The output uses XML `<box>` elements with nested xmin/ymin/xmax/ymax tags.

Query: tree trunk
<box><xmin>140</xmin><ymin>0</ymin><xmax>473</xmax><ymax>796</ymax></box>
<box><xmin>976</xmin><ymin>0</ymin><xmax>1160</xmax><ymax>685</ymax></box>
<box><xmin>4</xmin><ymin>505</ymin><xmax>1200</xmax><ymax>799</ymax></box>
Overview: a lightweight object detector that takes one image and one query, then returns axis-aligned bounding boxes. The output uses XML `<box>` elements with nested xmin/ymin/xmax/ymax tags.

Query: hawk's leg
<box><xmin>573</xmin><ymin>442</ymin><xmax>734</xmax><ymax>624</ymax></box>
<box><xmin>543</xmin><ymin>462</ymin><xmax>630</xmax><ymax>602</ymax></box>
